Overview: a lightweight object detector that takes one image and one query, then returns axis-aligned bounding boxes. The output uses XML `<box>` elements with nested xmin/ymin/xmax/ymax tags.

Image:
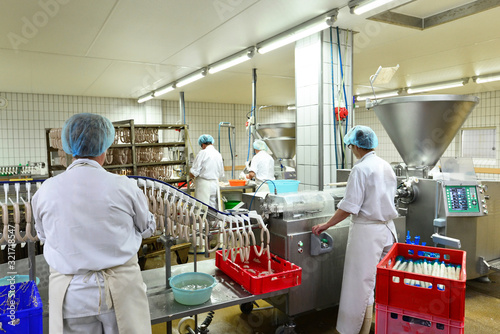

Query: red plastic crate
<box><xmin>215</xmin><ymin>247</ymin><xmax>302</xmax><ymax>295</ymax></box>
<box><xmin>376</xmin><ymin>243</ymin><xmax>466</xmax><ymax>322</ymax></box>
<box><xmin>375</xmin><ymin>304</ymin><xmax>464</xmax><ymax>334</ymax></box>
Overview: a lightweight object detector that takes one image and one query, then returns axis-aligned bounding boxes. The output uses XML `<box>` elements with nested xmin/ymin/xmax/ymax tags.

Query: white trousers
<box><xmin>63</xmin><ymin>312</ymin><xmax>119</xmax><ymax>334</ymax></box>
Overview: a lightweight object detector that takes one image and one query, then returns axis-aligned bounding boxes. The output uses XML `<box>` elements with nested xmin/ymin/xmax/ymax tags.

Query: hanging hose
<box><xmin>329</xmin><ymin>27</ymin><xmax>339</xmax><ymax>169</ymax></box>
<box><xmin>219</xmin><ymin>122</ymin><xmax>234</xmax><ymax>179</ymax></box>
<box><xmin>337</xmin><ymin>27</ymin><xmax>350</xmax><ymax>168</ymax></box>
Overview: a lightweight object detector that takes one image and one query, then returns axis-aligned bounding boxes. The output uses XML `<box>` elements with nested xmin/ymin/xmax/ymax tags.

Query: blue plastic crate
<box><xmin>266</xmin><ymin>180</ymin><xmax>300</xmax><ymax>194</ymax></box>
<box><xmin>0</xmin><ymin>280</ymin><xmax>43</xmax><ymax>333</ymax></box>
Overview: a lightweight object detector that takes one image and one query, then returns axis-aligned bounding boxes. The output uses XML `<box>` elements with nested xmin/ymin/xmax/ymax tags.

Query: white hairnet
<box><xmin>253</xmin><ymin>140</ymin><xmax>268</xmax><ymax>151</ymax></box>
<box><xmin>198</xmin><ymin>134</ymin><xmax>214</xmax><ymax>146</ymax></box>
<box><xmin>62</xmin><ymin>113</ymin><xmax>115</xmax><ymax>157</ymax></box>
<box><xmin>343</xmin><ymin>125</ymin><xmax>378</xmax><ymax>149</ymax></box>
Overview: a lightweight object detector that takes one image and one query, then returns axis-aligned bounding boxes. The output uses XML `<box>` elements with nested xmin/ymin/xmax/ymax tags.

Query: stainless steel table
<box><xmin>1</xmin><ymin>255</ymin><xmax>289</xmax><ymax>333</ymax></box>
<box><xmin>146</xmin><ymin>259</ymin><xmax>289</xmax><ymax>325</ymax></box>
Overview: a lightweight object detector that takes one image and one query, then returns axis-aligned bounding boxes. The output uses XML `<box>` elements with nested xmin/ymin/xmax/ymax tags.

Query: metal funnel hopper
<box><xmin>367</xmin><ymin>95</ymin><xmax>479</xmax><ymax>168</ymax></box>
<box><xmin>256</xmin><ymin>123</ymin><xmax>296</xmax><ymax>159</ymax></box>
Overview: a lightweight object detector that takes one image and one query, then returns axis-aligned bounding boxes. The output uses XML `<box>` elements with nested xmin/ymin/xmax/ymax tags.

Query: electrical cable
<box><xmin>337</xmin><ymin>27</ymin><xmax>349</xmax><ymax>168</ymax></box>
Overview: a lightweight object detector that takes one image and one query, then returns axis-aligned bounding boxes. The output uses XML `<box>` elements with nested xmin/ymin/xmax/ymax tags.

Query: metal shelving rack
<box><xmin>46</xmin><ymin>120</ymin><xmax>191</xmax><ymax>190</ymax></box>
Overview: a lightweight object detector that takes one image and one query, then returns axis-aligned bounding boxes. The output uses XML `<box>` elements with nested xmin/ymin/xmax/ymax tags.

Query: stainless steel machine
<box><xmin>256</xmin><ymin>122</ymin><xmax>296</xmax><ymax>179</ymax></box>
<box><xmin>257</xmin><ymin>191</ymin><xmax>349</xmax><ymax>317</ymax></box>
<box><xmin>368</xmin><ymin>94</ymin><xmax>500</xmax><ymax>279</ymax></box>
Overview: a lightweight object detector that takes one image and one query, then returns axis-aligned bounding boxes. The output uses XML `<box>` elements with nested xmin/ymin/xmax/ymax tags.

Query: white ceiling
<box><xmin>1</xmin><ymin>0</ymin><xmax>500</xmax><ymax>106</ymax></box>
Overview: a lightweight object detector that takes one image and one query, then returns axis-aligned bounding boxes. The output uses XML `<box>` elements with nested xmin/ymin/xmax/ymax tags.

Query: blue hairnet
<box><xmin>198</xmin><ymin>134</ymin><xmax>214</xmax><ymax>146</ymax></box>
<box><xmin>344</xmin><ymin>125</ymin><xmax>378</xmax><ymax>149</ymax></box>
<box><xmin>253</xmin><ymin>140</ymin><xmax>268</xmax><ymax>151</ymax></box>
<box><xmin>62</xmin><ymin>113</ymin><xmax>115</xmax><ymax>157</ymax></box>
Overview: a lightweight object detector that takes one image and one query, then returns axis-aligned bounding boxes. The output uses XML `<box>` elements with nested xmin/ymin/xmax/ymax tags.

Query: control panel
<box><xmin>444</xmin><ymin>184</ymin><xmax>486</xmax><ymax>216</ymax></box>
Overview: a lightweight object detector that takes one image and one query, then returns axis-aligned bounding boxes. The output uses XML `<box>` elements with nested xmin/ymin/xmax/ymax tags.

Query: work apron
<box><xmin>336</xmin><ymin>217</ymin><xmax>397</xmax><ymax>334</ymax></box>
<box><xmin>194</xmin><ymin>177</ymin><xmax>221</xmax><ymax>210</ymax></box>
<box><xmin>49</xmin><ymin>254</ymin><xmax>152</xmax><ymax>334</ymax></box>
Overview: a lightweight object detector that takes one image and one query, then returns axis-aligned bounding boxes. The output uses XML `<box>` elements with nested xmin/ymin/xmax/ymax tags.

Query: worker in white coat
<box><xmin>245</xmin><ymin>139</ymin><xmax>275</xmax><ymax>192</ymax></box>
<box><xmin>189</xmin><ymin>134</ymin><xmax>224</xmax><ymax>209</ymax></box>
<box><xmin>32</xmin><ymin>113</ymin><xmax>156</xmax><ymax>334</ymax></box>
<box><xmin>312</xmin><ymin>125</ymin><xmax>398</xmax><ymax>334</ymax></box>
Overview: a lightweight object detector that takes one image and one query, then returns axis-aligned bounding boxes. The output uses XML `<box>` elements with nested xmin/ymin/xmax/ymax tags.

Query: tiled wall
<box><xmin>0</xmin><ymin>92</ymin><xmax>293</xmax><ymax>179</ymax></box>
<box><xmin>295</xmin><ymin>28</ymin><xmax>353</xmax><ymax>190</ymax></box>
<box><xmin>354</xmin><ymin>90</ymin><xmax>500</xmax><ymax>181</ymax></box>
<box><xmin>0</xmin><ymin>92</ymin><xmax>162</xmax><ymax>169</ymax></box>
<box><xmin>163</xmin><ymin>100</ymin><xmax>294</xmax><ymax>180</ymax></box>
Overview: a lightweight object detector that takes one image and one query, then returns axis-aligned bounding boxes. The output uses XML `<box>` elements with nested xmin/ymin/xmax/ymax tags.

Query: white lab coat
<box><xmin>336</xmin><ymin>152</ymin><xmax>398</xmax><ymax>334</ymax></box>
<box><xmin>249</xmin><ymin>150</ymin><xmax>275</xmax><ymax>191</ymax></box>
<box><xmin>32</xmin><ymin>159</ymin><xmax>155</xmax><ymax>332</ymax></box>
<box><xmin>190</xmin><ymin>145</ymin><xmax>224</xmax><ymax>208</ymax></box>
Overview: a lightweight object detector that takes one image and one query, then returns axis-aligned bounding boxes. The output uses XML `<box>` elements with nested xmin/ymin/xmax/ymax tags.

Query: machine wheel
<box><xmin>240</xmin><ymin>302</ymin><xmax>254</xmax><ymax>314</ymax></box>
<box><xmin>178</xmin><ymin>317</ymin><xmax>196</xmax><ymax>334</ymax></box>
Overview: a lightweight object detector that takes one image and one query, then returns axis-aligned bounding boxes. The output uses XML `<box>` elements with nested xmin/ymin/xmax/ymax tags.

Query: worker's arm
<box><xmin>246</xmin><ymin>171</ymin><xmax>256</xmax><ymax>179</ymax></box>
<box><xmin>312</xmin><ymin>208</ymin><xmax>351</xmax><ymax>235</ymax></box>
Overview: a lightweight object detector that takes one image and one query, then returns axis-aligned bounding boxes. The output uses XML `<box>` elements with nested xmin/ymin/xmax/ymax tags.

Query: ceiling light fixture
<box><xmin>208</xmin><ymin>48</ymin><xmax>255</xmax><ymax>74</ymax></box>
<box><xmin>257</xmin><ymin>9</ymin><xmax>338</xmax><ymax>54</ymax></box>
<box><xmin>407</xmin><ymin>78</ymin><xmax>469</xmax><ymax>95</ymax></box>
<box><xmin>348</xmin><ymin>0</ymin><xmax>398</xmax><ymax>15</ymax></box>
<box><xmin>355</xmin><ymin>89</ymin><xmax>401</xmax><ymax>102</ymax></box>
<box><xmin>154</xmin><ymin>84</ymin><xmax>175</xmax><ymax>97</ymax></box>
<box><xmin>137</xmin><ymin>93</ymin><xmax>154</xmax><ymax>104</ymax></box>
<box><xmin>473</xmin><ymin>73</ymin><xmax>500</xmax><ymax>84</ymax></box>
<box><xmin>176</xmin><ymin>69</ymin><xmax>207</xmax><ymax>88</ymax></box>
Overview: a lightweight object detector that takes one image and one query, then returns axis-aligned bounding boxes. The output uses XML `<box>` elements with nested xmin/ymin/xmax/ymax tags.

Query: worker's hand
<box><xmin>239</xmin><ymin>171</ymin><xmax>246</xmax><ymax>180</ymax></box>
<box><xmin>312</xmin><ymin>222</ymin><xmax>329</xmax><ymax>236</ymax></box>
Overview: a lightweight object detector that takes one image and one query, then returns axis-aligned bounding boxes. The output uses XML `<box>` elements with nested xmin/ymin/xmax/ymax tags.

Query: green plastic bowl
<box><xmin>169</xmin><ymin>272</ymin><xmax>217</xmax><ymax>305</ymax></box>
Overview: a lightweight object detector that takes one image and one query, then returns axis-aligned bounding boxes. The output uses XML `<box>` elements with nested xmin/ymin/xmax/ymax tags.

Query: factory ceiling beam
<box><xmin>368</xmin><ymin>0</ymin><xmax>500</xmax><ymax>30</ymax></box>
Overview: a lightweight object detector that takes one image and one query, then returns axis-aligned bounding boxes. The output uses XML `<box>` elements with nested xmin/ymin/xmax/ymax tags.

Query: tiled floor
<box><xmin>149</xmin><ymin>254</ymin><xmax>500</xmax><ymax>334</ymax></box>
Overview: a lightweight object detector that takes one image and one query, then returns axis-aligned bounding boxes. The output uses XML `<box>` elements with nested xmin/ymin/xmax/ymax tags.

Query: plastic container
<box><xmin>0</xmin><ymin>280</ymin><xmax>43</xmax><ymax>333</ymax></box>
<box><xmin>224</xmin><ymin>200</ymin><xmax>241</xmax><ymax>210</ymax></box>
<box><xmin>266</xmin><ymin>180</ymin><xmax>300</xmax><ymax>194</ymax></box>
<box><xmin>375</xmin><ymin>304</ymin><xmax>464</xmax><ymax>334</ymax></box>
<box><xmin>229</xmin><ymin>179</ymin><xmax>246</xmax><ymax>186</ymax></box>
<box><xmin>215</xmin><ymin>246</ymin><xmax>302</xmax><ymax>295</ymax></box>
<box><xmin>169</xmin><ymin>272</ymin><xmax>217</xmax><ymax>305</ymax></box>
<box><xmin>0</xmin><ymin>275</ymin><xmax>40</xmax><ymax>286</ymax></box>
<box><xmin>376</xmin><ymin>243</ymin><xmax>466</xmax><ymax>321</ymax></box>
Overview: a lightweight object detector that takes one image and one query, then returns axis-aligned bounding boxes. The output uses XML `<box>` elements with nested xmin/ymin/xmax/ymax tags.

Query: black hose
<box><xmin>199</xmin><ymin>310</ymin><xmax>215</xmax><ymax>332</ymax></box>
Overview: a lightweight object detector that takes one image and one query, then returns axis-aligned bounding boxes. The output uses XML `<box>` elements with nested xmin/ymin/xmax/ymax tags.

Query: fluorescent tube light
<box><xmin>355</xmin><ymin>90</ymin><xmax>400</xmax><ymax>102</ymax></box>
<box><xmin>154</xmin><ymin>84</ymin><xmax>175</xmax><ymax>97</ymax></box>
<box><xmin>474</xmin><ymin>73</ymin><xmax>500</xmax><ymax>84</ymax></box>
<box><xmin>176</xmin><ymin>69</ymin><xmax>207</xmax><ymax>88</ymax></box>
<box><xmin>208</xmin><ymin>48</ymin><xmax>255</xmax><ymax>74</ymax></box>
<box><xmin>257</xmin><ymin>9</ymin><xmax>338</xmax><ymax>54</ymax></box>
<box><xmin>349</xmin><ymin>0</ymin><xmax>398</xmax><ymax>15</ymax></box>
<box><xmin>407</xmin><ymin>79</ymin><xmax>468</xmax><ymax>95</ymax></box>
<box><xmin>137</xmin><ymin>93</ymin><xmax>154</xmax><ymax>103</ymax></box>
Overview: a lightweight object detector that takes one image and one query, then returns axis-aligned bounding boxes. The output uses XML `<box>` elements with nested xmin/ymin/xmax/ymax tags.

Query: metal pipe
<box><xmin>318</xmin><ymin>32</ymin><xmax>324</xmax><ymax>191</ymax></box>
<box><xmin>28</xmin><ymin>240</ymin><xmax>36</xmax><ymax>282</ymax></box>
<box><xmin>179</xmin><ymin>91</ymin><xmax>186</xmax><ymax>124</ymax></box>
<box><xmin>324</xmin><ymin>182</ymin><xmax>348</xmax><ymax>187</ymax></box>
<box><xmin>251</xmin><ymin>68</ymin><xmax>257</xmax><ymax>149</ymax></box>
